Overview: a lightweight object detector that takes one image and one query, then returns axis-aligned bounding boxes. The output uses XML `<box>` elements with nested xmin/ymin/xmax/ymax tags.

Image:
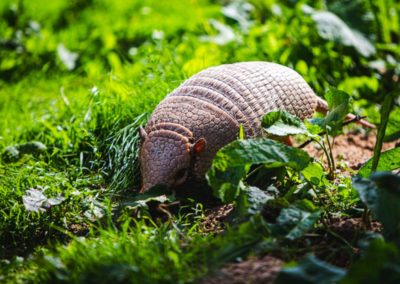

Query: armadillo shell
<box><xmin>146</xmin><ymin>61</ymin><xmax>319</xmax><ymax>177</ymax></box>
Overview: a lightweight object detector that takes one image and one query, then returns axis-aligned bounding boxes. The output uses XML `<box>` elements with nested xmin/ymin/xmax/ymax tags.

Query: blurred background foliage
<box><xmin>1</xmin><ymin>0</ymin><xmax>398</xmax><ymax>148</ymax></box>
<box><xmin>1</xmin><ymin>0</ymin><xmax>399</xmax><ymax>137</ymax></box>
<box><xmin>1</xmin><ymin>0</ymin><xmax>398</xmax><ymax>90</ymax></box>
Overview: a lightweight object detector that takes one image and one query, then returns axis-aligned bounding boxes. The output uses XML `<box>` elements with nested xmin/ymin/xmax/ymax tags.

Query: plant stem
<box><xmin>325</xmin><ymin>131</ymin><xmax>335</xmax><ymax>180</ymax></box>
<box><xmin>370</xmin><ymin>93</ymin><xmax>394</xmax><ymax>173</ymax></box>
<box><xmin>319</xmin><ymin>139</ymin><xmax>334</xmax><ymax>180</ymax></box>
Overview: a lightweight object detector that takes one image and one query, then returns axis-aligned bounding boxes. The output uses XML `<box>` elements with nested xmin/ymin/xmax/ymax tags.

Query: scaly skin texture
<box><xmin>139</xmin><ymin>62</ymin><xmax>321</xmax><ymax>192</ymax></box>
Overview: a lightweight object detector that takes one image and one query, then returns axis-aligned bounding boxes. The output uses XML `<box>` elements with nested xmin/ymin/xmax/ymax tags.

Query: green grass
<box><xmin>1</xmin><ymin>0</ymin><xmax>399</xmax><ymax>283</ymax></box>
<box><xmin>4</xmin><ymin>216</ymin><xmax>212</xmax><ymax>283</ymax></box>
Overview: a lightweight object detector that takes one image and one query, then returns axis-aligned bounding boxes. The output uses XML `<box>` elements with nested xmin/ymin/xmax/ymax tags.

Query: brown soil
<box><xmin>200</xmin><ymin>255</ymin><xmax>283</xmax><ymax>284</ymax></box>
<box><xmin>201</xmin><ymin>216</ymin><xmax>382</xmax><ymax>283</ymax></box>
<box><xmin>304</xmin><ymin>130</ymin><xmax>399</xmax><ymax>170</ymax></box>
<box><xmin>329</xmin><ymin>217</ymin><xmax>382</xmax><ymax>235</ymax></box>
<box><xmin>312</xmin><ymin>217</ymin><xmax>383</xmax><ymax>268</ymax></box>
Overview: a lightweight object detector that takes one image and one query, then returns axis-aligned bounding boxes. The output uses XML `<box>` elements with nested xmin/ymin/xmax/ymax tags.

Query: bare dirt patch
<box><xmin>200</xmin><ymin>255</ymin><xmax>283</xmax><ymax>284</ymax></box>
<box><xmin>304</xmin><ymin>130</ymin><xmax>399</xmax><ymax>170</ymax></box>
<box><xmin>329</xmin><ymin>217</ymin><xmax>382</xmax><ymax>236</ymax></box>
<box><xmin>310</xmin><ymin>217</ymin><xmax>383</xmax><ymax>268</ymax></box>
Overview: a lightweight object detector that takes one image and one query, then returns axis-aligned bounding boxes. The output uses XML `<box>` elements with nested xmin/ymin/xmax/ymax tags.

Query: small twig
<box><xmin>319</xmin><ymin>217</ymin><xmax>356</xmax><ymax>251</ymax></box>
<box><xmin>245</xmin><ymin>164</ymin><xmax>263</xmax><ymax>179</ymax></box>
<box><xmin>298</xmin><ymin>115</ymin><xmax>367</xmax><ymax>149</ymax></box>
<box><xmin>325</xmin><ymin>226</ymin><xmax>357</xmax><ymax>252</ymax></box>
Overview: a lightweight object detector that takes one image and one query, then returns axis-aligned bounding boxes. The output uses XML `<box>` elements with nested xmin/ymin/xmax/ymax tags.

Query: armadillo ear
<box><xmin>139</xmin><ymin>126</ymin><xmax>148</xmax><ymax>141</ymax></box>
<box><xmin>192</xmin><ymin>138</ymin><xmax>206</xmax><ymax>155</ymax></box>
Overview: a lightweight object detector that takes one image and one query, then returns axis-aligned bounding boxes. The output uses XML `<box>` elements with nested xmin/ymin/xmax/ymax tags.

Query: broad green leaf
<box><xmin>236</xmin><ymin>186</ymin><xmax>274</xmax><ymax>217</ymax></box>
<box><xmin>221</xmin><ymin>1</ymin><xmax>253</xmax><ymax>32</ymax></box>
<box><xmin>301</xmin><ymin>162</ymin><xmax>329</xmax><ymax>186</ymax></box>
<box><xmin>207</xmin><ymin>167</ymin><xmax>248</xmax><ymax>203</ymax></box>
<box><xmin>22</xmin><ymin>187</ymin><xmax>65</xmax><ymax>213</ymax></box>
<box><xmin>294</xmin><ymin>199</ymin><xmax>318</xmax><ymax>213</ymax></box>
<box><xmin>371</xmin><ymin>92</ymin><xmax>396</xmax><ymax>172</ymax></box>
<box><xmin>207</xmin><ymin>138</ymin><xmax>311</xmax><ymax>202</ymax></box>
<box><xmin>246</xmin><ymin>186</ymin><xmax>272</xmax><ymax>215</ymax></box>
<box><xmin>210</xmin><ymin>138</ymin><xmax>311</xmax><ymax>171</ymax></box>
<box><xmin>324</xmin><ymin>88</ymin><xmax>350</xmax><ymax>135</ymax></box>
<box><xmin>119</xmin><ymin>185</ymin><xmax>174</xmax><ymax>210</ymax></box>
<box><xmin>309</xmin><ymin>88</ymin><xmax>350</xmax><ymax>136</ymax></box>
<box><xmin>200</xmin><ymin>19</ymin><xmax>236</xmax><ymax>45</ymax></box>
<box><xmin>327</xmin><ymin>0</ymin><xmax>375</xmax><ymax>36</ymax></box>
<box><xmin>325</xmin><ymin>88</ymin><xmax>350</xmax><ymax>116</ymax></box>
<box><xmin>359</xmin><ymin>147</ymin><xmax>400</xmax><ymax>177</ymax></box>
<box><xmin>305</xmin><ymin>120</ymin><xmax>323</xmax><ymax>135</ymax></box>
<box><xmin>18</xmin><ymin>141</ymin><xmax>47</xmax><ymax>154</ymax></box>
<box><xmin>307</xmin><ymin>9</ymin><xmax>375</xmax><ymax>57</ymax></box>
<box><xmin>353</xmin><ymin>172</ymin><xmax>400</xmax><ymax>242</ymax></box>
<box><xmin>2</xmin><ymin>146</ymin><xmax>20</xmax><ymax>162</ymax></box>
<box><xmin>385</xmin><ymin>107</ymin><xmax>400</xmax><ymax>142</ymax></box>
<box><xmin>272</xmin><ymin>206</ymin><xmax>321</xmax><ymax>240</ymax></box>
<box><xmin>276</xmin><ymin>255</ymin><xmax>346</xmax><ymax>284</ymax></box>
<box><xmin>342</xmin><ymin>239</ymin><xmax>400</xmax><ymax>284</ymax></box>
<box><xmin>2</xmin><ymin>141</ymin><xmax>47</xmax><ymax>162</ymax></box>
<box><xmin>262</xmin><ymin>110</ymin><xmax>308</xmax><ymax>137</ymax></box>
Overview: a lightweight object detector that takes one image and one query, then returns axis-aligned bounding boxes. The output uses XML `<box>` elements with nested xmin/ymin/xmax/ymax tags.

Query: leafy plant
<box><xmin>262</xmin><ymin>110</ymin><xmax>309</xmax><ymax>137</ymax></box>
<box><xmin>207</xmin><ymin>138</ymin><xmax>311</xmax><ymax>203</ymax></box>
<box><xmin>359</xmin><ymin>147</ymin><xmax>400</xmax><ymax>177</ymax></box>
<box><xmin>353</xmin><ymin>172</ymin><xmax>400</xmax><ymax>243</ymax></box>
<box><xmin>369</xmin><ymin>91</ymin><xmax>399</xmax><ymax>174</ymax></box>
<box><xmin>271</xmin><ymin>206</ymin><xmax>321</xmax><ymax>241</ymax></box>
<box><xmin>342</xmin><ymin>239</ymin><xmax>400</xmax><ymax>284</ymax></box>
<box><xmin>307</xmin><ymin>89</ymin><xmax>351</xmax><ymax>179</ymax></box>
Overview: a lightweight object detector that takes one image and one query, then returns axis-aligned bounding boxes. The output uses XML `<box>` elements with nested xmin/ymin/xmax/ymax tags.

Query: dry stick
<box><xmin>324</xmin><ymin>225</ymin><xmax>357</xmax><ymax>252</ymax></box>
<box><xmin>298</xmin><ymin>115</ymin><xmax>368</xmax><ymax>149</ymax></box>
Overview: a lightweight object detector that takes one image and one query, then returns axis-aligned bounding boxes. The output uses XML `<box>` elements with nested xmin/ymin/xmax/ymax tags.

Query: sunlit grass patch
<box><xmin>4</xmin><ymin>215</ymin><xmax>211</xmax><ymax>284</ymax></box>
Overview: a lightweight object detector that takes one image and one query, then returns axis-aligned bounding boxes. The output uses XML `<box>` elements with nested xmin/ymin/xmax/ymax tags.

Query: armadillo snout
<box><xmin>139</xmin><ymin>130</ymin><xmax>192</xmax><ymax>193</ymax></box>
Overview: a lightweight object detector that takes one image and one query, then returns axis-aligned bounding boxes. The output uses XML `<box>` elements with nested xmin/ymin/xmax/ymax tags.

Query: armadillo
<box><xmin>138</xmin><ymin>61</ymin><xmax>360</xmax><ymax>192</ymax></box>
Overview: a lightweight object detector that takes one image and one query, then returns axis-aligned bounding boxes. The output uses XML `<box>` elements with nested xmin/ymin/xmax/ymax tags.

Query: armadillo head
<box><xmin>138</xmin><ymin>127</ymin><xmax>206</xmax><ymax>193</ymax></box>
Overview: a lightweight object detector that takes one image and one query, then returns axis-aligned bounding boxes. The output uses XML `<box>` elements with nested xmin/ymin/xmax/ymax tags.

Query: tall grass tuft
<box><xmin>104</xmin><ymin>113</ymin><xmax>148</xmax><ymax>192</ymax></box>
